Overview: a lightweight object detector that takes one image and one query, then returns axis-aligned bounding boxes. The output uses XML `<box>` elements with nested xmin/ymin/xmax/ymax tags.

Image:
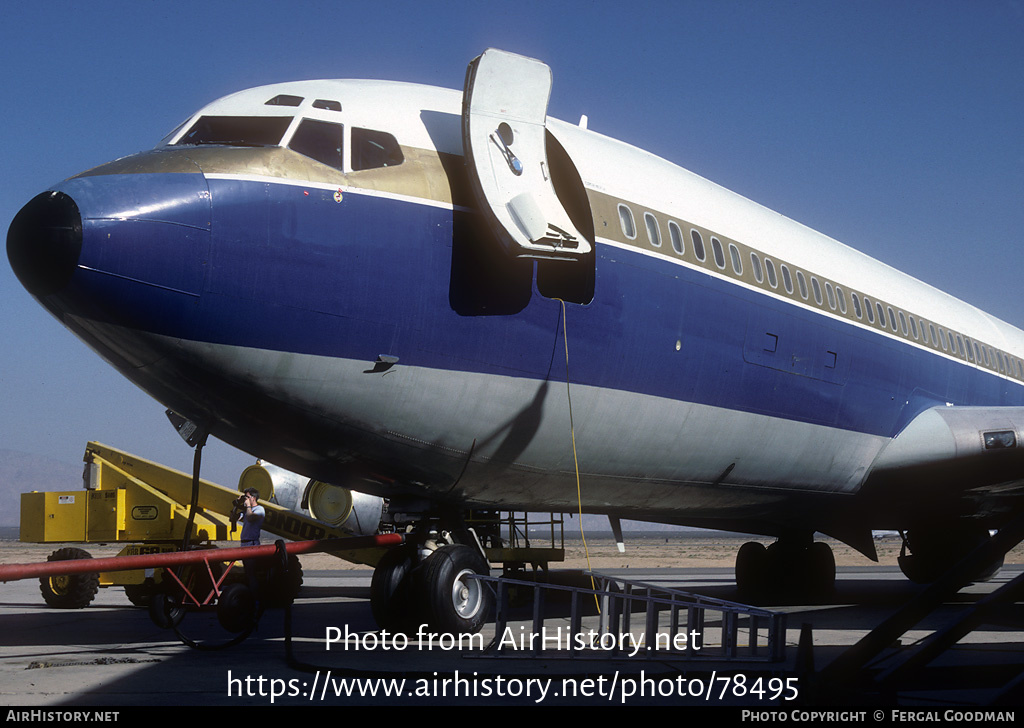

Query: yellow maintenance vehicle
<box><xmin>19</xmin><ymin>442</ymin><xmax>389</xmax><ymax>609</ymax></box>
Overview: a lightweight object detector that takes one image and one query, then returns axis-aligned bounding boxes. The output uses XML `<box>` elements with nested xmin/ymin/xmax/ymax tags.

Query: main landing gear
<box><xmin>735</xmin><ymin>536</ymin><xmax>835</xmax><ymax>601</ymax></box>
<box><xmin>370</xmin><ymin>530</ymin><xmax>493</xmax><ymax>634</ymax></box>
<box><xmin>898</xmin><ymin>524</ymin><xmax>1002</xmax><ymax>584</ymax></box>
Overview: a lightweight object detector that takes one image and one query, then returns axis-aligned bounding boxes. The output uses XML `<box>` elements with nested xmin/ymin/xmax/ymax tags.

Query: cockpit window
<box><xmin>289</xmin><ymin>119</ymin><xmax>343</xmax><ymax>170</ymax></box>
<box><xmin>265</xmin><ymin>94</ymin><xmax>303</xmax><ymax>107</ymax></box>
<box><xmin>313</xmin><ymin>99</ymin><xmax>342</xmax><ymax>111</ymax></box>
<box><xmin>158</xmin><ymin>118</ymin><xmax>191</xmax><ymax>146</ymax></box>
<box><xmin>174</xmin><ymin>116</ymin><xmax>292</xmax><ymax>147</ymax></box>
<box><xmin>351</xmin><ymin>128</ymin><xmax>404</xmax><ymax>171</ymax></box>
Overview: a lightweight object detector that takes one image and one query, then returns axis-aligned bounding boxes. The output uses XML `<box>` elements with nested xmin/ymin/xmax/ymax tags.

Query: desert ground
<box><xmin>4</xmin><ymin>531</ymin><xmax>1023</xmax><ymax>572</ymax></box>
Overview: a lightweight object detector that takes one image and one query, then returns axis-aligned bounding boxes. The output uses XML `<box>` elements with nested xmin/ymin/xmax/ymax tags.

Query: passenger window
<box><xmin>669</xmin><ymin>221</ymin><xmax>684</xmax><ymax>255</ymax></box>
<box><xmin>690</xmin><ymin>229</ymin><xmax>706</xmax><ymax>261</ymax></box>
<box><xmin>836</xmin><ymin>286</ymin><xmax>847</xmax><ymax>314</ymax></box>
<box><xmin>898</xmin><ymin>311</ymin><xmax>908</xmax><ymax>335</ymax></box>
<box><xmin>825</xmin><ymin>282</ymin><xmax>836</xmax><ymax>310</ymax></box>
<box><xmin>781</xmin><ymin>265</ymin><xmax>793</xmax><ymax>294</ymax></box>
<box><xmin>811</xmin><ymin>277</ymin><xmax>822</xmax><ymax>305</ymax></box>
<box><xmin>618</xmin><ymin>205</ymin><xmax>636</xmax><ymax>239</ymax></box>
<box><xmin>973</xmin><ymin>342</ymin><xmax>981</xmax><ymax>362</ymax></box>
<box><xmin>729</xmin><ymin>243</ymin><xmax>742</xmax><ymax>274</ymax></box>
<box><xmin>765</xmin><ymin>258</ymin><xmax>778</xmax><ymax>288</ymax></box>
<box><xmin>956</xmin><ymin>335</ymin><xmax>965</xmax><ymax>357</ymax></box>
<box><xmin>887</xmin><ymin>306</ymin><xmax>897</xmax><ymax>331</ymax></box>
<box><xmin>796</xmin><ymin>271</ymin><xmax>808</xmax><ymax>299</ymax></box>
<box><xmin>351</xmin><ymin>128</ymin><xmax>404</xmax><ymax>171</ymax></box>
<box><xmin>928</xmin><ymin>324</ymin><xmax>937</xmax><ymax>346</ymax></box>
<box><xmin>876</xmin><ymin>302</ymin><xmax>886</xmax><ymax>328</ymax></box>
<box><xmin>644</xmin><ymin>213</ymin><xmax>661</xmax><ymax>247</ymax></box>
<box><xmin>864</xmin><ymin>297</ymin><xmax>874</xmax><ymax>324</ymax></box>
<box><xmin>750</xmin><ymin>253</ymin><xmax>763</xmax><ymax>283</ymax></box>
<box><xmin>851</xmin><ymin>292</ymin><xmax>862</xmax><ymax>319</ymax></box>
<box><xmin>289</xmin><ymin>118</ymin><xmax>343</xmax><ymax>169</ymax></box>
<box><xmin>711</xmin><ymin>237</ymin><xmax>726</xmax><ymax>269</ymax></box>
<box><xmin>909</xmin><ymin>315</ymin><xmax>919</xmax><ymax>339</ymax></box>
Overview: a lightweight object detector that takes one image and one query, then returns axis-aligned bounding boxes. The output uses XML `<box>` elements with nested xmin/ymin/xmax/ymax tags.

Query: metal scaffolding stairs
<box><xmin>474</xmin><ymin>571</ymin><xmax>786</xmax><ymax>662</ymax></box>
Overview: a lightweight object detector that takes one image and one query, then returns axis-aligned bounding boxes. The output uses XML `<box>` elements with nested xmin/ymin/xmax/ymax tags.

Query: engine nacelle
<box><xmin>237</xmin><ymin>462</ymin><xmax>384</xmax><ymax>536</ymax></box>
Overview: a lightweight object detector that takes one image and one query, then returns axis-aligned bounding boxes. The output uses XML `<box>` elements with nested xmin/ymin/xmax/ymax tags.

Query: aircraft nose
<box><xmin>7</xmin><ymin>191</ymin><xmax>83</xmax><ymax>298</ymax></box>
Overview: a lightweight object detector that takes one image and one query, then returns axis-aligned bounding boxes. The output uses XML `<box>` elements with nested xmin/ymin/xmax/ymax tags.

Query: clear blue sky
<box><xmin>2</xmin><ymin>1</ymin><xmax>1022</xmax><ymax>485</ymax></box>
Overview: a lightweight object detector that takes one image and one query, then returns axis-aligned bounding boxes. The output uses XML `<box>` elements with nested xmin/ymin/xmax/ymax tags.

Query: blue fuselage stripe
<box><xmin>62</xmin><ymin>174</ymin><xmax>1024</xmax><ymax>439</ymax></box>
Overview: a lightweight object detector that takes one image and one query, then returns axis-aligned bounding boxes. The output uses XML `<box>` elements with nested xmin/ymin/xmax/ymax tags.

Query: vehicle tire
<box><xmin>217</xmin><ymin>583</ymin><xmax>257</xmax><ymax>633</ymax></box>
<box><xmin>370</xmin><ymin>546</ymin><xmax>416</xmax><ymax>631</ymax></box>
<box><xmin>263</xmin><ymin>554</ymin><xmax>303</xmax><ymax>608</ymax></box>
<box><xmin>414</xmin><ymin>544</ymin><xmax>492</xmax><ymax>634</ymax></box>
<box><xmin>148</xmin><ymin>591</ymin><xmax>186</xmax><ymax>629</ymax></box>
<box><xmin>39</xmin><ymin>547</ymin><xmax>98</xmax><ymax>609</ymax></box>
<box><xmin>124</xmin><ymin>577</ymin><xmax>159</xmax><ymax>607</ymax></box>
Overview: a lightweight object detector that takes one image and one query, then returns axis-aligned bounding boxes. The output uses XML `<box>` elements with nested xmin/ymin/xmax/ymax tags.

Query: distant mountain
<box><xmin>0</xmin><ymin>450</ymin><xmax>82</xmax><ymax>528</ymax></box>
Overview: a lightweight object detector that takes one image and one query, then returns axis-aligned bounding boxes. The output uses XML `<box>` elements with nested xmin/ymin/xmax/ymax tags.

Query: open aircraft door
<box><xmin>463</xmin><ymin>48</ymin><xmax>593</xmax><ymax>261</ymax></box>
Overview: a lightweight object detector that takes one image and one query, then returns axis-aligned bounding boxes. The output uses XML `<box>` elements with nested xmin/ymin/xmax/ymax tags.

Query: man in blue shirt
<box><xmin>234</xmin><ymin>488</ymin><xmax>265</xmax><ymax>602</ymax></box>
<box><xmin>238</xmin><ymin>488</ymin><xmax>265</xmax><ymax>546</ymax></box>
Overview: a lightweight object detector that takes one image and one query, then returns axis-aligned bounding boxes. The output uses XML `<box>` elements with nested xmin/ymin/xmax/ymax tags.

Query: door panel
<box><xmin>462</xmin><ymin>48</ymin><xmax>592</xmax><ymax>260</ymax></box>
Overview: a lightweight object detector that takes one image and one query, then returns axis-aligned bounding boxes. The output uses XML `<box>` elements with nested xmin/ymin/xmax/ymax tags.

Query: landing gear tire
<box><xmin>370</xmin><ymin>546</ymin><xmax>416</xmax><ymax>631</ymax></box>
<box><xmin>898</xmin><ymin>526</ymin><xmax>1000</xmax><ymax>583</ymax></box>
<box><xmin>414</xmin><ymin>544</ymin><xmax>492</xmax><ymax>634</ymax></box>
<box><xmin>734</xmin><ymin>540</ymin><xmax>835</xmax><ymax>601</ymax></box>
<box><xmin>40</xmin><ymin>547</ymin><xmax>98</xmax><ymax>609</ymax></box>
<box><xmin>808</xmin><ymin>541</ymin><xmax>836</xmax><ymax>597</ymax></box>
<box><xmin>735</xmin><ymin>541</ymin><xmax>767</xmax><ymax>598</ymax></box>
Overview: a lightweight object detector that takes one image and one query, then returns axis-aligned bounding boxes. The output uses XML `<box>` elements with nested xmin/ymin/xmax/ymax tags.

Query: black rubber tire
<box><xmin>735</xmin><ymin>541</ymin><xmax>767</xmax><ymax>599</ymax></box>
<box><xmin>808</xmin><ymin>541</ymin><xmax>836</xmax><ymax>597</ymax></box>
<box><xmin>217</xmin><ymin>583</ymin><xmax>257</xmax><ymax>633</ymax></box>
<box><xmin>414</xmin><ymin>544</ymin><xmax>492</xmax><ymax>634</ymax></box>
<box><xmin>40</xmin><ymin>547</ymin><xmax>98</xmax><ymax>609</ymax></box>
<box><xmin>898</xmin><ymin>526</ymin><xmax>994</xmax><ymax>584</ymax></box>
<box><xmin>370</xmin><ymin>546</ymin><xmax>416</xmax><ymax>631</ymax></box>
<box><xmin>148</xmin><ymin>591</ymin><xmax>186</xmax><ymax>629</ymax></box>
<box><xmin>263</xmin><ymin>554</ymin><xmax>303</xmax><ymax>608</ymax></box>
<box><xmin>124</xmin><ymin>577</ymin><xmax>159</xmax><ymax>607</ymax></box>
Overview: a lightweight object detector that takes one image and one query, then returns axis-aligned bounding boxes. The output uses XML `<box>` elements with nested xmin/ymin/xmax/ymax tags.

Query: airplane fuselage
<box><xmin>9</xmin><ymin>75</ymin><xmax>1024</xmax><ymax>556</ymax></box>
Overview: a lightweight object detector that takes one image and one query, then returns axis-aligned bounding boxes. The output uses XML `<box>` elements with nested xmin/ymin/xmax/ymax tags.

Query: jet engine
<box><xmin>237</xmin><ymin>462</ymin><xmax>385</xmax><ymax>536</ymax></box>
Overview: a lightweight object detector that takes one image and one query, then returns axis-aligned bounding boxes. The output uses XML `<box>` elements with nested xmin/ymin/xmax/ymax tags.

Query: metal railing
<box><xmin>474</xmin><ymin>571</ymin><xmax>786</xmax><ymax>662</ymax></box>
